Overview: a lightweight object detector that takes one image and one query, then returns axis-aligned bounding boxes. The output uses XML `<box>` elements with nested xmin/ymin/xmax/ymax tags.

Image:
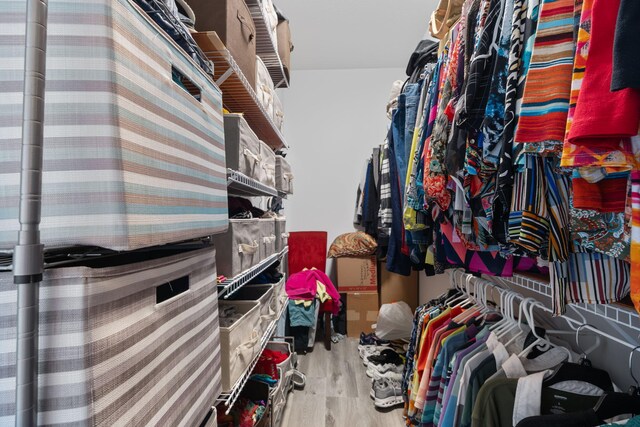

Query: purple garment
<box><xmin>437</xmin><ymin>329</ymin><xmax>490</xmax><ymax>426</ymax></box>
<box><xmin>285</xmin><ymin>269</ymin><xmax>341</xmax><ymax>315</ymax></box>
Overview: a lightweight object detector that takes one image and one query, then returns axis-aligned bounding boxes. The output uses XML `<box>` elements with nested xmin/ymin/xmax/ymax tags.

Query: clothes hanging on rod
<box><xmin>356</xmin><ymin>0</ymin><xmax>640</xmax><ymax>317</ymax></box>
<box><xmin>400</xmin><ymin>271</ymin><xmax>640</xmax><ymax>427</ymax></box>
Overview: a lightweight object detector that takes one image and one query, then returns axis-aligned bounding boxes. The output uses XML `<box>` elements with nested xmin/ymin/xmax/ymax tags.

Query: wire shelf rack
<box><xmin>216</xmin><ymin>295</ymin><xmax>288</xmax><ymax>413</ymax></box>
<box><xmin>458</xmin><ymin>271</ymin><xmax>640</xmax><ymax>331</ymax></box>
<box><xmin>245</xmin><ymin>0</ymin><xmax>289</xmax><ymax>88</ymax></box>
<box><xmin>193</xmin><ymin>31</ymin><xmax>287</xmax><ymax>149</ymax></box>
<box><xmin>218</xmin><ymin>246</ymin><xmax>288</xmax><ymax>298</ymax></box>
<box><xmin>227</xmin><ymin>169</ymin><xmax>278</xmax><ymax>198</ymax></box>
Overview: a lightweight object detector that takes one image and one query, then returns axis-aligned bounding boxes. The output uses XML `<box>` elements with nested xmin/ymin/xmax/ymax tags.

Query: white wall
<box><xmin>419</xmin><ymin>273</ymin><xmax>450</xmax><ymax>304</ymax></box>
<box><xmin>280</xmin><ymin>67</ymin><xmax>404</xmax><ymax>276</ymax></box>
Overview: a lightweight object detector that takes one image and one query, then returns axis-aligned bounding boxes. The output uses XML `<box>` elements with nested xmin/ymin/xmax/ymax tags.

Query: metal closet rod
<box><xmin>450</xmin><ymin>270</ymin><xmax>640</xmax><ymax>352</ymax></box>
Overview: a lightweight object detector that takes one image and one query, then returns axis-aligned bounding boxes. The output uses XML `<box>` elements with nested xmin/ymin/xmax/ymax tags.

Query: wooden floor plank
<box><xmin>279</xmin><ymin>338</ymin><xmax>404</xmax><ymax>427</ymax></box>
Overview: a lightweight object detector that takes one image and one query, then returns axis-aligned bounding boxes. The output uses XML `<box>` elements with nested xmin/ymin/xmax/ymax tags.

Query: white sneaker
<box><xmin>359</xmin><ymin>345</ymin><xmax>386</xmax><ymax>362</ymax></box>
<box><xmin>374</xmin><ymin>379</ymin><xmax>404</xmax><ymax>408</ymax></box>
<box><xmin>366</xmin><ymin>363</ymin><xmax>404</xmax><ymax>380</ymax></box>
<box><xmin>370</xmin><ymin>378</ymin><xmax>385</xmax><ymax>399</ymax></box>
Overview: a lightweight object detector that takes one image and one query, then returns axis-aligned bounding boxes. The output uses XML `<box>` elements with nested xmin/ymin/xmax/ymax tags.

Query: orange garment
<box><xmin>415</xmin><ymin>324</ymin><xmax>464</xmax><ymax>410</ymax></box>
<box><xmin>415</xmin><ymin>306</ymin><xmax>462</xmax><ymax>377</ymax></box>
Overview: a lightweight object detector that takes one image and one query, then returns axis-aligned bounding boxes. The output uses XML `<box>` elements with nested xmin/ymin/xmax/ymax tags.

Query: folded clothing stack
<box><xmin>251</xmin><ymin>348</ymin><xmax>289</xmax><ymax>382</ymax></box>
<box><xmin>217</xmin><ymin>397</ymin><xmax>267</xmax><ymax>427</ymax></box>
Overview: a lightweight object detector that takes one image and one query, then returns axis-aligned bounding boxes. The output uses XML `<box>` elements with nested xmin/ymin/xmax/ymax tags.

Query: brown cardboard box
<box><xmin>336</xmin><ymin>256</ymin><xmax>377</xmax><ymax>293</ymax></box>
<box><xmin>276</xmin><ymin>19</ymin><xmax>292</xmax><ymax>82</ymax></box>
<box><xmin>346</xmin><ymin>292</ymin><xmax>379</xmax><ymax>338</ymax></box>
<box><xmin>379</xmin><ymin>266</ymin><xmax>419</xmax><ymax>311</ymax></box>
<box><xmin>189</xmin><ymin>0</ymin><xmax>257</xmax><ymax>88</ymax></box>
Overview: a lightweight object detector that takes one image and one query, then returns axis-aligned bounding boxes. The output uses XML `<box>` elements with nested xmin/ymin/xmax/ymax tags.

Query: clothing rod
<box><xmin>450</xmin><ymin>270</ymin><xmax>640</xmax><ymax>352</ymax></box>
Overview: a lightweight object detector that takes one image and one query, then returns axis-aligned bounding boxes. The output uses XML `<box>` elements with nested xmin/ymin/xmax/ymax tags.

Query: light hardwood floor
<box><xmin>280</xmin><ymin>338</ymin><xmax>404</xmax><ymax>427</ymax></box>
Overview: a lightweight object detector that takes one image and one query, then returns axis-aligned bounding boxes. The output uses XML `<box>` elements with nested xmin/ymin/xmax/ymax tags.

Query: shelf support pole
<box><xmin>14</xmin><ymin>0</ymin><xmax>48</xmax><ymax>424</ymax></box>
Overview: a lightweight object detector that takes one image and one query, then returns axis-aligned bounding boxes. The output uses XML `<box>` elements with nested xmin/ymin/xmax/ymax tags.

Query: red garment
<box><xmin>568</xmin><ymin>0</ymin><xmax>640</xmax><ymax>151</ymax></box>
<box><xmin>572</xmin><ymin>177</ymin><xmax>628</xmax><ymax>212</ymax></box>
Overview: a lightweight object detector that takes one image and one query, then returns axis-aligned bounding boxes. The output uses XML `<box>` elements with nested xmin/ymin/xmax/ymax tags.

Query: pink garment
<box><xmin>285</xmin><ymin>269</ymin><xmax>341</xmax><ymax>315</ymax></box>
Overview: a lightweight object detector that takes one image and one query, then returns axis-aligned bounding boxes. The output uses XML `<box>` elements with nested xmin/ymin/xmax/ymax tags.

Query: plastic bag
<box><xmin>373</xmin><ymin>302</ymin><xmax>414</xmax><ymax>340</ymax></box>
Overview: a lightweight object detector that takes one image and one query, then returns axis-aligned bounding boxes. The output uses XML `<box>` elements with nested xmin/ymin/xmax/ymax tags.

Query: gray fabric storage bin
<box><xmin>259</xmin><ymin>218</ymin><xmax>276</xmax><ymax>260</ymax></box>
<box><xmin>218</xmin><ymin>300</ymin><xmax>261</xmax><ymax>391</ymax></box>
<box><xmin>273</xmin><ymin>276</ymin><xmax>287</xmax><ymax>314</ymax></box>
<box><xmin>224</xmin><ymin>113</ymin><xmax>263</xmax><ymax>180</ymax></box>
<box><xmin>275</xmin><ymin>156</ymin><xmax>293</xmax><ymax>194</ymax></box>
<box><xmin>228</xmin><ymin>284</ymin><xmax>276</xmax><ymax>338</ymax></box>
<box><xmin>0</xmin><ymin>247</ymin><xmax>221</xmax><ymax>426</ymax></box>
<box><xmin>259</xmin><ymin>141</ymin><xmax>277</xmax><ymax>188</ymax></box>
<box><xmin>212</xmin><ymin>218</ymin><xmax>261</xmax><ymax>277</ymax></box>
<box><xmin>274</xmin><ymin>217</ymin><xmax>288</xmax><ymax>252</ymax></box>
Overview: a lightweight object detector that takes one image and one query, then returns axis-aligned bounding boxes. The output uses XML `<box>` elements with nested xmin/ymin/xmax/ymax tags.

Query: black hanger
<box><xmin>543</xmin><ymin>362</ymin><xmax>614</xmax><ymax>392</ymax></box>
<box><xmin>593</xmin><ymin>391</ymin><xmax>640</xmax><ymax>421</ymax></box>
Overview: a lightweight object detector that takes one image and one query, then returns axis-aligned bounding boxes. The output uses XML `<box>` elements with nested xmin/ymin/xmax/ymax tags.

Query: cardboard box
<box><xmin>379</xmin><ymin>266</ymin><xmax>419</xmax><ymax>311</ymax></box>
<box><xmin>276</xmin><ymin>18</ymin><xmax>292</xmax><ymax>82</ymax></box>
<box><xmin>336</xmin><ymin>256</ymin><xmax>377</xmax><ymax>293</ymax></box>
<box><xmin>190</xmin><ymin>0</ymin><xmax>257</xmax><ymax>88</ymax></box>
<box><xmin>346</xmin><ymin>292</ymin><xmax>379</xmax><ymax>338</ymax></box>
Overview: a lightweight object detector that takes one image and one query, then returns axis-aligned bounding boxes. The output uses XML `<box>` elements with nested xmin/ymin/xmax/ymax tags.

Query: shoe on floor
<box><xmin>367</xmin><ymin>349</ymin><xmax>404</xmax><ymax>367</ymax></box>
<box><xmin>359</xmin><ymin>332</ymin><xmax>390</xmax><ymax>347</ymax></box>
<box><xmin>370</xmin><ymin>378</ymin><xmax>386</xmax><ymax>399</ymax></box>
<box><xmin>360</xmin><ymin>345</ymin><xmax>389</xmax><ymax>365</ymax></box>
<box><xmin>374</xmin><ymin>379</ymin><xmax>403</xmax><ymax>409</ymax></box>
<box><xmin>369</xmin><ymin>364</ymin><xmax>404</xmax><ymax>381</ymax></box>
<box><xmin>366</xmin><ymin>362</ymin><xmax>404</xmax><ymax>380</ymax></box>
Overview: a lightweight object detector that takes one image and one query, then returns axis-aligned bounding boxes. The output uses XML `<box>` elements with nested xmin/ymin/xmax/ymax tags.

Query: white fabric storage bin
<box><xmin>274</xmin><ymin>217</ymin><xmax>287</xmax><ymax>252</ymax></box>
<box><xmin>259</xmin><ymin>218</ymin><xmax>277</xmax><ymax>260</ymax></box>
<box><xmin>273</xmin><ymin>91</ymin><xmax>284</xmax><ymax>131</ymax></box>
<box><xmin>228</xmin><ymin>284</ymin><xmax>276</xmax><ymax>338</ymax></box>
<box><xmin>259</xmin><ymin>141</ymin><xmax>277</xmax><ymax>188</ymax></box>
<box><xmin>224</xmin><ymin>113</ymin><xmax>263</xmax><ymax>180</ymax></box>
<box><xmin>275</xmin><ymin>156</ymin><xmax>294</xmax><ymax>194</ymax></box>
<box><xmin>0</xmin><ymin>247</ymin><xmax>221</xmax><ymax>426</ymax></box>
<box><xmin>256</xmin><ymin>56</ymin><xmax>274</xmax><ymax>118</ymax></box>
<box><xmin>212</xmin><ymin>219</ymin><xmax>261</xmax><ymax>278</ymax></box>
<box><xmin>0</xmin><ymin>0</ymin><xmax>227</xmax><ymax>252</ymax></box>
<box><xmin>218</xmin><ymin>300</ymin><xmax>262</xmax><ymax>391</ymax></box>
<box><xmin>272</xmin><ymin>276</ymin><xmax>287</xmax><ymax>314</ymax></box>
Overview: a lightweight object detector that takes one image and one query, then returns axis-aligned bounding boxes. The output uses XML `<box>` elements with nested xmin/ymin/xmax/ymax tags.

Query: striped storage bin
<box><xmin>0</xmin><ymin>247</ymin><xmax>221</xmax><ymax>426</ymax></box>
<box><xmin>0</xmin><ymin>0</ymin><xmax>227</xmax><ymax>252</ymax></box>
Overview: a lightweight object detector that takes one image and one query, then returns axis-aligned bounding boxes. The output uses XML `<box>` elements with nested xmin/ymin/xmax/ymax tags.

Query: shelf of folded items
<box><xmin>451</xmin><ymin>269</ymin><xmax>640</xmax><ymax>331</ymax></box>
<box><xmin>227</xmin><ymin>169</ymin><xmax>278</xmax><ymax>198</ymax></box>
<box><xmin>216</xmin><ymin>295</ymin><xmax>289</xmax><ymax>413</ymax></box>
<box><xmin>218</xmin><ymin>246</ymin><xmax>289</xmax><ymax>298</ymax></box>
<box><xmin>192</xmin><ymin>31</ymin><xmax>287</xmax><ymax>150</ymax></box>
<box><xmin>244</xmin><ymin>0</ymin><xmax>290</xmax><ymax>88</ymax></box>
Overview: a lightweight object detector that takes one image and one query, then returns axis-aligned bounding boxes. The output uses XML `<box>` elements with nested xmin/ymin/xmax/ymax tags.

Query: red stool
<box><xmin>287</xmin><ymin>231</ymin><xmax>333</xmax><ymax>350</ymax></box>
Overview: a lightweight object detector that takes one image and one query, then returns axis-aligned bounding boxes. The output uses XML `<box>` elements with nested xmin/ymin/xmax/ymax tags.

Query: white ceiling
<box><xmin>275</xmin><ymin>0</ymin><xmax>439</xmax><ymax>71</ymax></box>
